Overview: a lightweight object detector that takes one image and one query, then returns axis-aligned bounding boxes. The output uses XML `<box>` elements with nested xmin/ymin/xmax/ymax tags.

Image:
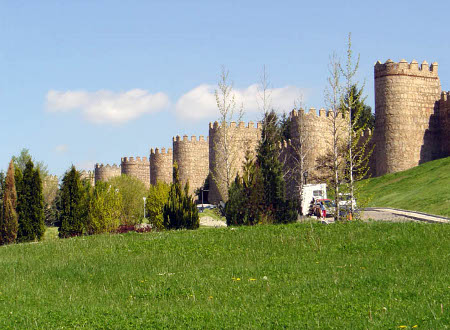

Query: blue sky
<box><xmin>1</xmin><ymin>0</ymin><xmax>449</xmax><ymax>176</ymax></box>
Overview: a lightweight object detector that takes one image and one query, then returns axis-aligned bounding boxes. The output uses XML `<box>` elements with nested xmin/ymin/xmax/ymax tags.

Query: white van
<box><xmin>300</xmin><ymin>183</ymin><xmax>327</xmax><ymax>215</ymax></box>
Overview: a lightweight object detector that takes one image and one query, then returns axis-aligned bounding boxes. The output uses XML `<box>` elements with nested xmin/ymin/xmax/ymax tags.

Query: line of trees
<box><xmin>0</xmin><ymin>157</ymin><xmax>45</xmax><ymax>245</ymax></box>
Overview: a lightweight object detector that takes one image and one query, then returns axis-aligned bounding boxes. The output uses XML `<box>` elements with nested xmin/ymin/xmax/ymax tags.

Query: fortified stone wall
<box><xmin>80</xmin><ymin>170</ymin><xmax>95</xmax><ymax>186</ymax></box>
<box><xmin>439</xmin><ymin>91</ymin><xmax>450</xmax><ymax>157</ymax></box>
<box><xmin>208</xmin><ymin>121</ymin><xmax>261</xmax><ymax>203</ymax></box>
<box><xmin>94</xmin><ymin>164</ymin><xmax>121</xmax><ymax>184</ymax></box>
<box><xmin>121</xmin><ymin>157</ymin><xmax>150</xmax><ymax>188</ymax></box>
<box><xmin>150</xmin><ymin>147</ymin><xmax>173</xmax><ymax>185</ymax></box>
<box><xmin>289</xmin><ymin>108</ymin><xmax>347</xmax><ymax>182</ymax></box>
<box><xmin>173</xmin><ymin>135</ymin><xmax>209</xmax><ymax>197</ymax></box>
<box><xmin>374</xmin><ymin>59</ymin><xmax>441</xmax><ymax>176</ymax></box>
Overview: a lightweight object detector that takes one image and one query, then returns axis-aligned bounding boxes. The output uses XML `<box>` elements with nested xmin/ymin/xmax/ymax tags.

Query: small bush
<box><xmin>146</xmin><ymin>181</ymin><xmax>170</xmax><ymax>230</ymax></box>
<box><xmin>86</xmin><ymin>181</ymin><xmax>122</xmax><ymax>235</ymax></box>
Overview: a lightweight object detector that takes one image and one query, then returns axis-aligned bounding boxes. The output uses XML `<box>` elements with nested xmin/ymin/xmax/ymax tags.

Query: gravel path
<box><xmin>199</xmin><ymin>216</ymin><xmax>227</xmax><ymax>227</ymax></box>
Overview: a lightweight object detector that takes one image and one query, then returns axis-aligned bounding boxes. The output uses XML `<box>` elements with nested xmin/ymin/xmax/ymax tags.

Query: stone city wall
<box><xmin>289</xmin><ymin>108</ymin><xmax>348</xmax><ymax>182</ymax></box>
<box><xmin>94</xmin><ymin>164</ymin><xmax>121</xmax><ymax>184</ymax></box>
<box><xmin>121</xmin><ymin>156</ymin><xmax>150</xmax><ymax>188</ymax></box>
<box><xmin>208</xmin><ymin>121</ymin><xmax>262</xmax><ymax>204</ymax></box>
<box><xmin>374</xmin><ymin>59</ymin><xmax>441</xmax><ymax>176</ymax></box>
<box><xmin>80</xmin><ymin>170</ymin><xmax>95</xmax><ymax>186</ymax></box>
<box><xmin>150</xmin><ymin>147</ymin><xmax>173</xmax><ymax>185</ymax></box>
<box><xmin>173</xmin><ymin>135</ymin><xmax>209</xmax><ymax>198</ymax></box>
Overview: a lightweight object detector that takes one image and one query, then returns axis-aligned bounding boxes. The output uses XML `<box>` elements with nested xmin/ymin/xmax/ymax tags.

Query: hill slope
<box><xmin>360</xmin><ymin>156</ymin><xmax>450</xmax><ymax>216</ymax></box>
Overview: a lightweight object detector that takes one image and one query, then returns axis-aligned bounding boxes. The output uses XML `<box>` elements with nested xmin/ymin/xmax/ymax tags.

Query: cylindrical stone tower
<box><xmin>150</xmin><ymin>147</ymin><xmax>173</xmax><ymax>185</ymax></box>
<box><xmin>121</xmin><ymin>157</ymin><xmax>150</xmax><ymax>188</ymax></box>
<box><xmin>94</xmin><ymin>164</ymin><xmax>121</xmax><ymax>184</ymax></box>
<box><xmin>374</xmin><ymin>59</ymin><xmax>441</xmax><ymax>176</ymax></box>
<box><xmin>208</xmin><ymin>121</ymin><xmax>261</xmax><ymax>204</ymax></box>
<box><xmin>173</xmin><ymin>135</ymin><xmax>209</xmax><ymax>198</ymax></box>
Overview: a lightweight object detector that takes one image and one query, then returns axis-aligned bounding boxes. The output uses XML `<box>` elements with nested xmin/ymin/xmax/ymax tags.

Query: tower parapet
<box><xmin>150</xmin><ymin>147</ymin><xmax>173</xmax><ymax>185</ymax></box>
<box><xmin>374</xmin><ymin>59</ymin><xmax>441</xmax><ymax>176</ymax></box>
<box><xmin>173</xmin><ymin>135</ymin><xmax>209</xmax><ymax>197</ymax></box>
<box><xmin>121</xmin><ymin>156</ymin><xmax>150</xmax><ymax>188</ymax></box>
<box><xmin>94</xmin><ymin>163</ymin><xmax>121</xmax><ymax>184</ymax></box>
<box><xmin>208</xmin><ymin>121</ymin><xmax>261</xmax><ymax>203</ymax></box>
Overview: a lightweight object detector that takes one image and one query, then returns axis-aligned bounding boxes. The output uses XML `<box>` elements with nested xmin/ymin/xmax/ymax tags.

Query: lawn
<box><xmin>0</xmin><ymin>222</ymin><xmax>448</xmax><ymax>328</ymax></box>
<box><xmin>359</xmin><ymin>156</ymin><xmax>450</xmax><ymax>217</ymax></box>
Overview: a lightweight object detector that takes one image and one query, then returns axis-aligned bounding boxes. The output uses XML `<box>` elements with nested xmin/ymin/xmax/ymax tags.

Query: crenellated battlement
<box><xmin>95</xmin><ymin>163</ymin><xmax>121</xmax><ymax>170</ymax></box>
<box><xmin>121</xmin><ymin>156</ymin><xmax>149</xmax><ymax>164</ymax></box>
<box><xmin>150</xmin><ymin>147</ymin><xmax>173</xmax><ymax>155</ymax></box>
<box><xmin>121</xmin><ymin>156</ymin><xmax>150</xmax><ymax>187</ymax></box>
<box><xmin>289</xmin><ymin>107</ymin><xmax>335</xmax><ymax>119</ymax></box>
<box><xmin>94</xmin><ymin>163</ymin><xmax>121</xmax><ymax>184</ymax></box>
<box><xmin>375</xmin><ymin>59</ymin><xmax>439</xmax><ymax>79</ymax></box>
<box><xmin>209</xmin><ymin>121</ymin><xmax>262</xmax><ymax>130</ymax></box>
<box><xmin>173</xmin><ymin>135</ymin><xmax>209</xmax><ymax>143</ymax></box>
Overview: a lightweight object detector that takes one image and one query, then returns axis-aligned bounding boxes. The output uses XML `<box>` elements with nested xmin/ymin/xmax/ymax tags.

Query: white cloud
<box><xmin>175</xmin><ymin>83</ymin><xmax>308</xmax><ymax>121</ymax></box>
<box><xmin>46</xmin><ymin>89</ymin><xmax>170</xmax><ymax>124</ymax></box>
<box><xmin>54</xmin><ymin>144</ymin><xmax>69</xmax><ymax>153</ymax></box>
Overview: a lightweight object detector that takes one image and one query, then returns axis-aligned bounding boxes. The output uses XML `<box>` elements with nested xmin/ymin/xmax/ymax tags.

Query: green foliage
<box><xmin>279</xmin><ymin>111</ymin><xmax>292</xmax><ymax>140</ymax></box>
<box><xmin>12</xmin><ymin>148</ymin><xmax>48</xmax><ymax>180</ymax></box>
<box><xmin>257</xmin><ymin>111</ymin><xmax>285</xmax><ymax>209</ymax></box>
<box><xmin>87</xmin><ymin>181</ymin><xmax>122</xmax><ymax>234</ymax></box>
<box><xmin>225</xmin><ymin>152</ymin><xmax>264</xmax><ymax>226</ymax></box>
<box><xmin>108</xmin><ymin>175</ymin><xmax>148</xmax><ymax>225</ymax></box>
<box><xmin>58</xmin><ymin>166</ymin><xmax>89</xmax><ymax>238</ymax></box>
<box><xmin>16</xmin><ymin>160</ymin><xmax>45</xmax><ymax>242</ymax></box>
<box><xmin>256</xmin><ymin>110</ymin><xmax>297</xmax><ymax>224</ymax></box>
<box><xmin>343</xmin><ymin>84</ymin><xmax>374</xmax><ymax>131</ymax></box>
<box><xmin>163</xmin><ymin>162</ymin><xmax>199</xmax><ymax>230</ymax></box>
<box><xmin>146</xmin><ymin>181</ymin><xmax>170</xmax><ymax>230</ymax></box>
<box><xmin>0</xmin><ymin>161</ymin><xmax>18</xmax><ymax>245</ymax></box>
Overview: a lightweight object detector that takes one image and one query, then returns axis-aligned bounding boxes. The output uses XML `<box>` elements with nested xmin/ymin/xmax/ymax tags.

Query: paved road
<box><xmin>362</xmin><ymin>207</ymin><xmax>450</xmax><ymax>224</ymax></box>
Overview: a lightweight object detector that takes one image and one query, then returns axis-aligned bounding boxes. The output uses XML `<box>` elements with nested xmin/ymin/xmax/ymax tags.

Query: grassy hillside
<box><xmin>0</xmin><ymin>222</ymin><xmax>448</xmax><ymax>328</ymax></box>
<box><xmin>359</xmin><ymin>156</ymin><xmax>450</xmax><ymax>217</ymax></box>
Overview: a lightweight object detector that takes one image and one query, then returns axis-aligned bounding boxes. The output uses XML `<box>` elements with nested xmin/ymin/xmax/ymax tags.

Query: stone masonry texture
<box><xmin>94</xmin><ymin>164</ymin><xmax>121</xmax><ymax>184</ymax></box>
<box><xmin>121</xmin><ymin>157</ymin><xmax>150</xmax><ymax>188</ymax></box>
<box><xmin>173</xmin><ymin>135</ymin><xmax>209</xmax><ymax>198</ymax></box>
<box><xmin>150</xmin><ymin>147</ymin><xmax>173</xmax><ymax>185</ymax></box>
<box><xmin>374</xmin><ymin>59</ymin><xmax>441</xmax><ymax>176</ymax></box>
<box><xmin>208</xmin><ymin>121</ymin><xmax>261</xmax><ymax>204</ymax></box>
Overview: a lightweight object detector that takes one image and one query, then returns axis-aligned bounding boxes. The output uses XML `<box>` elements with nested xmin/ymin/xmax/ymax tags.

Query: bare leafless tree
<box><xmin>211</xmin><ymin>66</ymin><xmax>244</xmax><ymax>202</ymax></box>
<box><xmin>324</xmin><ymin>53</ymin><xmax>345</xmax><ymax>221</ymax></box>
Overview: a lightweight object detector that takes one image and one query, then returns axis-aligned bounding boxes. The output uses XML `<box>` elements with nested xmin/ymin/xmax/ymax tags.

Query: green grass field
<box><xmin>359</xmin><ymin>156</ymin><xmax>450</xmax><ymax>217</ymax></box>
<box><xmin>0</xmin><ymin>222</ymin><xmax>448</xmax><ymax>328</ymax></box>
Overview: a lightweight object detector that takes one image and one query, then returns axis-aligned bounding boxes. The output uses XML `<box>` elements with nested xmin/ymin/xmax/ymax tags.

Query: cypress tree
<box><xmin>32</xmin><ymin>167</ymin><xmax>45</xmax><ymax>240</ymax></box>
<box><xmin>58</xmin><ymin>166</ymin><xmax>86</xmax><ymax>238</ymax></box>
<box><xmin>0</xmin><ymin>161</ymin><xmax>18</xmax><ymax>245</ymax></box>
<box><xmin>163</xmin><ymin>162</ymin><xmax>199</xmax><ymax>230</ymax></box>
<box><xmin>16</xmin><ymin>160</ymin><xmax>45</xmax><ymax>242</ymax></box>
<box><xmin>257</xmin><ymin>111</ymin><xmax>286</xmax><ymax>212</ymax></box>
<box><xmin>256</xmin><ymin>110</ymin><xmax>297</xmax><ymax>223</ymax></box>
